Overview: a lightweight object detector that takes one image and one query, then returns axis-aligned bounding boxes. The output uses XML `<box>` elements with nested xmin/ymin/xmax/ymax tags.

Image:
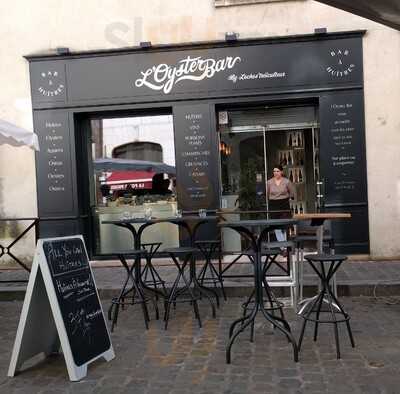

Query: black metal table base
<box><xmin>241</xmin><ymin>252</ymin><xmax>287</xmax><ymax>342</ymax></box>
<box><xmin>218</xmin><ymin>220</ymin><xmax>299</xmax><ymax>364</ymax></box>
<box><xmin>226</xmin><ymin>251</ymin><xmax>298</xmax><ymax>363</ymax></box>
<box><xmin>227</xmin><ymin>296</ymin><xmax>298</xmax><ymax>364</ymax></box>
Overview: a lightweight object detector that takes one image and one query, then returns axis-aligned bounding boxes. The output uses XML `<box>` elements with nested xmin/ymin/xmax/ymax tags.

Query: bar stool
<box><xmin>107</xmin><ymin>250</ymin><xmax>159</xmax><ymax>332</ymax></box>
<box><xmin>195</xmin><ymin>240</ymin><xmax>226</xmax><ymax>306</ymax></box>
<box><xmin>298</xmin><ymin>254</ymin><xmax>355</xmax><ymax>359</ymax></box>
<box><xmin>163</xmin><ymin>246</ymin><xmax>203</xmax><ymax>329</ymax></box>
<box><xmin>141</xmin><ymin>242</ymin><xmax>166</xmax><ymax>298</ymax></box>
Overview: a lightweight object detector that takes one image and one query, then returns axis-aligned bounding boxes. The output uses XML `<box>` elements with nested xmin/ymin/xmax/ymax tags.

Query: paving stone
<box><xmin>1</xmin><ymin>297</ymin><xmax>400</xmax><ymax>393</ymax></box>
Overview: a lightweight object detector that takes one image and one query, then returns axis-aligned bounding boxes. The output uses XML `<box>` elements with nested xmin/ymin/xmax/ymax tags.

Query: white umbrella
<box><xmin>0</xmin><ymin>118</ymin><xmax>39</xmax><ymax>151</ymax></box>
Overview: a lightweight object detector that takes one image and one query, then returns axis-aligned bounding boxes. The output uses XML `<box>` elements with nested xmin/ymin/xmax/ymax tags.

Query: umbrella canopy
<box><xmin>316</xmin><ymin>0</ymin><xmax>400</xmax><ymax>31</ymax></box>
<box><xmin>93</xmin><ymin>158</ymin><xmax>176</xmax><ymax>175</ymax></box>
<box><xmin>0</xmin><ymin>119</ymin><xmax>40</xmax><ymax>151</ymax></box>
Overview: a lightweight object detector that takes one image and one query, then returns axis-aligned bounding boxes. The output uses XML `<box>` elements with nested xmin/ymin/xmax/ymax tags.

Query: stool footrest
<box><xmin>304</xmin><ymin>253</ymin><xmax>347</xmax><ymax>262</ymax></box>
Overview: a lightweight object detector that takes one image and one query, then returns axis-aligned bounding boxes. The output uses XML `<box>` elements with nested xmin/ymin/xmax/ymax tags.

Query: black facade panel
<box><xmin>34</xmin><ymin>110</ymin><xmax>77</xmax><ymax>218</ymax></box>
<box><xmin>319</xmin><ymin>90</ymin><xmax>367</xmax><ymax>205</ymax></box>
<box><xmin>324</xmin><ymin>205</ymin><xmax>370</xmax><ymax>254</ymax></box>
<box><xmin>173</xmin><ymin>103</ymin><xmax>220</xmax><ymax>211</ymax></box>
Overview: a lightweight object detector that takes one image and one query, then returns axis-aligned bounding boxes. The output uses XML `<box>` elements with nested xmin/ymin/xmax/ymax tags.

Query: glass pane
<box><xmin>219</xmin><ymin>127</ymin><xmax>266</xmax><ymax>253</ymax></box>
<box><xmin>220</xmin><ymin>129</ymin><xmax>266</xmax><ymax>211</ymax></box>
<box><xmin>90</xmin><ymin>114</ymin><xmax>179</xmax><ymax>255</ymax></box>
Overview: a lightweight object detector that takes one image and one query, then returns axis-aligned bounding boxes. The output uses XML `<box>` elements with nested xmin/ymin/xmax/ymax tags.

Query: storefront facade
<box><xmin>27</xmin><ymin>30</ymin><xmax>369</xmax><ymax>255</ymax></box>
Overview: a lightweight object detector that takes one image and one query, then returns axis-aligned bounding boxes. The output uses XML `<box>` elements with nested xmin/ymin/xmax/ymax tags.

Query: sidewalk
<box><xmin>1</xmin><ymin>258</ymin><xmax>400</xmax><ymax>393</ymax></box>
<box><xmin>1</xmin><ymin>257</ymin><xmax>400</xmax><ymax>300</ymax></box>
<box><xmin>1</xmin><ymin>296</ymin><xmax>400</xmax><ymax>393</ymax></box>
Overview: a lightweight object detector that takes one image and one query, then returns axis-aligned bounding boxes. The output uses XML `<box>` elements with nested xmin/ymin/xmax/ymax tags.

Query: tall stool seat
<box><xmin>106</xmin><ymin>249</ymin><xmax>158</xmax><ymax>332</ymax></box>
<box><xmin>298</xmin><ymin>254</ymin><xmax>355</xmax><ymax>359</ymax></box>
<box><xmin>195</xmin><ymin>240</ymin><xmax>226</xmax><ymax>306</ymax></box>
<box><xmin>163</xmin><ymin>247</ymin><xmax>215</xmax><ymax>329</ymax></box>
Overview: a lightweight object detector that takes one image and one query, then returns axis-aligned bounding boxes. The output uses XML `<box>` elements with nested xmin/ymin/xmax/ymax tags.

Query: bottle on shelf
<box><xmin>288</xmin><ymin>132</ymin><xmax>292</xmax><ymax>147</ymax></box>
<box><xmin>298</xmin><ymin>131</ymin><xmax>303</xmax><ymax>147</ymax></box>
<box><xmin>299</xmin><ymin>168</ymin><xmax>303</xmax><ymax>183</ymax></box>
<box><xmin>299</xmin><ymin>203</ymin><xmax>304</xmax><ymax>214</ymax></box>
<box><xmin>288</xmin><ymin>151</ymin><xmax>292</xmax><ymax>166</ymax></box>
<box><xmin>289</xmin><ymin>169</ymin><xmax>294</xmax><ymax>182</ymax></box>
<box><xmin>282</xmin><ymin>151</ymin><xmax>287</xmax><ymax>166</ymax></box>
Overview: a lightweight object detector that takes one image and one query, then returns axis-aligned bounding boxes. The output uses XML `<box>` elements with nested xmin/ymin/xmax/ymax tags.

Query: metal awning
<box><xmin>316</xmin><ymin>0</ymin><xmax>400</xmax><ymax>31</ymax></box>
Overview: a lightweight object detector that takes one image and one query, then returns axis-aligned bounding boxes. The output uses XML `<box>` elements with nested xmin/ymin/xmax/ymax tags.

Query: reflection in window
<box><xmin>113</xmin><ymin>141</ymin><xmax>163</xmax><ymax>162</ymax></box>
<box><xmin>91</xmin><ymin>114</ymin><xmax>179</xmax><ymax>255</ymax></box>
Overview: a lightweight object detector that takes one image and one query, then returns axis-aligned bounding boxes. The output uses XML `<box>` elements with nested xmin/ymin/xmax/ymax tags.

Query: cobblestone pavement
<box><xmin>1</xmin><ymin>296</ymin><xmax>400</xmax><ymax>393</ymax></box>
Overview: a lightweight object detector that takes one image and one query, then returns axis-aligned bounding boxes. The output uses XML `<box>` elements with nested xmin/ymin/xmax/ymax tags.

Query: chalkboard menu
<box><xmin>319</xmin><ymin>90</ymin><xmax>367</xmax><ymax>204</ymax></box>
<box><xmin>35</xmin><ymin>110</ymin><xmax>75</xmax><ymax>216</ymax></box>
<box><xmin>42</xmin><ymin>237</ymin><xmax>110</xmax><ymax>366</ymax></box>
<box><xmin>173</xmin><ymin>104</ymin><xmax>219</xmax><ymax>210</ymax></box>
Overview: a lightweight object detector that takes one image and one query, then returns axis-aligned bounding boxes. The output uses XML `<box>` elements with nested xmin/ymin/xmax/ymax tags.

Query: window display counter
<box><xmin>96</xmin><ymin>201</ymin><xmax>179</xmax><ymax>254</ymax></box>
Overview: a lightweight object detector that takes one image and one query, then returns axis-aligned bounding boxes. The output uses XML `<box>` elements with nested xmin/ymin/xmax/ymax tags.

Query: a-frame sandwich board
<box><xmin>8</xmin><ymin>235</ymin><xmax>115</xmax><ymax>381</ymax></box>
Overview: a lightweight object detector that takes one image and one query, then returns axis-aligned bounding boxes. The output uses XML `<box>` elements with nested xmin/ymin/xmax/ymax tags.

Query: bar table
<box><xmin>102</xmin><ymin>215</ymin><xmax>219</xmax><ymax>310</ymax></box>
<box><xmin>219</xmin><ymin>218</ymin><xmax>299</xmax><ymax>364</ymax></box>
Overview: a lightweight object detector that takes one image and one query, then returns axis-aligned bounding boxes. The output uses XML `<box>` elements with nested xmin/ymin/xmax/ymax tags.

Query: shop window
<box><xmin>90</xmin><ymin>114</ymin><xmax>179</xmax><ymax>255</ymax></box>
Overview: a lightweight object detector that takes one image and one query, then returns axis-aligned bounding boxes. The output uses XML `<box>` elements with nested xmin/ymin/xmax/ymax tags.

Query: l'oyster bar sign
<box><xmin>29</xmin><ymin>34</ymin><xmax>363</xmax><ymax>106</ymax></box>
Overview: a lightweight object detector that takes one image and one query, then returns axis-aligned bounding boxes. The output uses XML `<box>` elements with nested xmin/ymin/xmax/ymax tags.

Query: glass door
<box><xmin>219</xmin><ymin>126</ymin><xmax>267</xmax><ymax>252</ymax></box>
<box><xmin>219</xmin><ymin>126</ymin><xmax>267</xmax><ymax>213</ymax></box>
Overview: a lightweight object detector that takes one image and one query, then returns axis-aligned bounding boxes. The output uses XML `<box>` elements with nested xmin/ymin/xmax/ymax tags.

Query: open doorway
<box><xmin>217</xmin><ymin>104</ymin><xmax>319</xmax><ymax>251</ymax></box>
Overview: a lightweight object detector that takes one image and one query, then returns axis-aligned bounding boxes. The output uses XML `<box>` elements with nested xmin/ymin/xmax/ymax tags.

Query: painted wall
<box><xmin>0</xmin><ymin>0</ymin><xmax>399</xmax><ymax>261</ymax></box>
